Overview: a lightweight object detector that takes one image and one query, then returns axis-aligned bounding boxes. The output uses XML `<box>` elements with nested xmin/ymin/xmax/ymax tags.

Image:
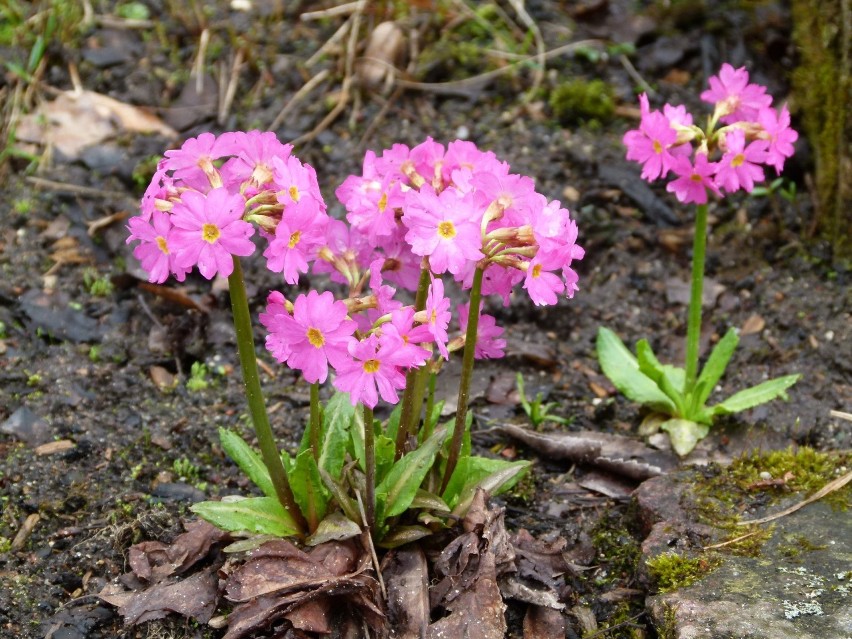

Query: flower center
<box><xmin>156</xmin><ymin>236</ymin><xmax>169</xmax><ymax>254</ymax></box>
<box><xmin>289</xmin><ymin>185</ymin><xmax>300</xmax><ymax>202</ymax></box>
<box><xmin>653</xmin><ymin>140</ymin><xmax>664</xmax><ymax>154</ymax></box>
<box><xmin>437</xmin><ymin>221</ymin><xmax>456</xmax><ymax>239</ymax></box>
<box><xmin>306</xmin><ymin>327</ymin><xmax>325</xmax><ymax>348</ymax></box>
<box><xmin>731</xmin><ymin>153</ymin><xmax>745</xmax><ymax>168</ymax></box>
<box><xmin>363</xmin><ymin>359</ymin><xmax>380</xmax><ymax>373</ymax></box>
<box><xmin>690</xmin><ymin>173</ymin><xmax>703</xmax><ymax>182</ymax></box>
<box><xmin>531</xmin><ymin>263</ymin><xmax>542</xmax><ymax>278</ymax></box>
<box><xmin>202</xmin><ymin>223</ymin><xmax>220</xmax><ymax>243</ymax></box>
<box><xmin>430</xmin><ymin>309</ymin><xmax>438</xmax><ymax>324</ymax></box>
<box><xmin>288</xmin><ymin>230</ymin><xmax>301</xmax><ymax>248</ymax></box>
<box><xmin>378</xmin><ymin>192</ymin><xmax>388</xmax><ymax>213</ymax></box>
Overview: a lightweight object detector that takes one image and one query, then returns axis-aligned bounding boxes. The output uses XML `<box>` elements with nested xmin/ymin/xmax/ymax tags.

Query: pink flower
<box><xmin>714</xmin><ymin>128</ymin><xmax>767</xmax><ymax>193</ymax></box>
<box><xmin>273</xmin><ymin>155</ymin><xmax>326</xmax><ymax>212</ymax></box>
<box><xmin>225</xmin><ymin>130</ymin><xmax>292</xmax><ymax>187</ymax></box>
<box><xmin>523</xmin><ymin>252</ymin><xmax>565</xmax><ymax>306</ymax></box>
<box><xmin>623</xmin><ymin>106</ymin><xmax>681</xmax><ymax>181</ymax></box>
<box><xmin>758</xmin><ymin>104</ymin><xmax>798</xmax><ymax>173</ymax></box>
<box><xmin>126</xmin><ymin>211</ymin><xmax>187</xmax><ymax>283</ymax></box>
<box><xmin>441</xmin><ymin>140</ymin><xmax>499</xmax><ymax>184</ymax></box>
<box><xmin>422</xmin><ymin>277</ymin><xmax>451</xmax><ymax>359</ymax></box>
<box><xmin>458</xmin><ymin>303</ymin><xmax>505</xmax><ymax>360</ymax></box>
<box><xmin>259</xmin><ymin>290</ymin><xmax>292</xmax><ymax>363</ymax></box>
<box><xmin>263</xmin><ymin>201</ymin><xmax>328</xmax><ymax>284</ymax></box>
<box><xmin>665</xmin><ymin>154</ymin><xmax>720</xmax><ymax>204</ymax></box>
<box><xmin>700</xmin><ymin>63</ymin><xmax>772</xmax><ymax>123</ymax></box>
<box><xmin>333</xmin><ymin>334</ymin><xmax>412</xmax><ymax>408</ymax></box>
<box><xmin>169</xmin><ymin>187</ymin><xmax>255</xmax><ymax>279</ymax></box>
<box><xmin>408</xmin><ymin>137</ymin><xmax>445</xmax><ymax>186</ymax></box>
<box><xmin>472</xmin><ymin>170</ymin><xmax>538</xmax><ymax>227</ymax></box>
<box><xmin>402</xmin><ymin>185</ymin><xmax>485</xmax><ymax>275</ymax></box>
<box><xmin>162</xmin><ymin>132</ymin><xmax>238</xmax><ymax>190</ymax></box>
<box><xmin>267</xmin><ymin>290</ymin><xmax>356</xmax><ymax>383</ymax></box>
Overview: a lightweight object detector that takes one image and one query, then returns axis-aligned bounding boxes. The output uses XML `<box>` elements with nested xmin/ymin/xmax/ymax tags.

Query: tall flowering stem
<box><xmin>440</xmin><ymin>265</ymin><xmax>484</xmax><ymax>494</ymax></box>
<box><xmin>395</xmin><ymin>267</ymin><xmax>432</xmax><ymax>458</ymax></box>
<box><xmin>685</xmin><ymin>203</ymin><xmax>708</xmax><ymax>393</ymax></box>
<box><xmin>310</xmin><ymin>382</ymin><xmax>321</xmax><ymax>460</ymax></box>
<box><xmin>228</xmin><ymin>257</ymin><xmax>306</xmax><ymax>534</ymax></box>
<box><xmin>363</xmin><ymin>405</ymin><xmax>376</xmax><ymax>531</ymax></box>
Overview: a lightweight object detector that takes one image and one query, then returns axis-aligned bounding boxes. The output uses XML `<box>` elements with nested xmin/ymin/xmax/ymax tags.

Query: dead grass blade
<box><xmin>737</xmin><ymin>468</ymin><xmax>852</xmax><ymax>526</ymax></box>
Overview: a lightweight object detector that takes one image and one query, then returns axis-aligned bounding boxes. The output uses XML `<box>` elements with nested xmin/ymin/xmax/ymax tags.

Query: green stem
<box><xmin>440</xmin><ymin>265</ymin><xmax>484</xmax><ymax>494</ymax></box>
<box><xmin>310</xmin><ymin>382</ymin><xmax>321</xmax><ymax>461</ymax></box>
<box><xmin>420</xmin><ymin>371</ymin><xmax>437</xmax><ymax>444</ymax></box>
<box><xmin>395</xmin><ymin>267</ymin><xmax>432</xmax><ymax>458</ymax></box>
<box><xmin>685</xmin><ymin>203</ymin><xmax>708</xmax><ymax>394</ymax></box>
<box><xmin>228</xmin><ymin>257</ymin><xmax>306</xmax><ymax>535</ymax></box>
<box><xmin>363</xmin><ymin>405</ymin><xmax>376</xmax><ymax>531</ymax></box>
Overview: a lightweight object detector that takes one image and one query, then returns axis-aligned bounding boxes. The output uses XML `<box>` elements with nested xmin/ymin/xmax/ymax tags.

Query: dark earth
<box><xmin>1</xmin><ymin>1</ymin><xmax>849</xmax><ymax>638</ymax></box>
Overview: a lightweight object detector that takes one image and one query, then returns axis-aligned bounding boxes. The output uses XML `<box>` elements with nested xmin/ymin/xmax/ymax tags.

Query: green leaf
<box><xmin>374</xmin><ymin>435</ymin><xmax>396</xmax><ymax>484</ymax></box>
<box><xmin>288</xmin><ymin>450</ymin><xmax>329</xmax><ymax>526</ymax></box>
<box><xmin>516</xmin><ymin>372</ymin><xmax>532</xmax><ymax>413</ymax></box>
<box><xmin>410</xmin><ymin>488</ymin><xmax>450</xmax><ymax>513</ymax></box>
<box><xmin>305</xmin><ymin>512</ymin><xmax>362</xmax><ymax>546</ymax></box>
<box><xmin>694</xmin><ymin>328</ymin><xmax>739</xmax><ymax>409</ymax></box>
<box><xmin>660</xmin><ymin>419</ymin><xmax>709</xmax><ymax>457</ymax></box>
<box><xmin>219</xmin><ymin>428</ymin><xmax>275</xmax><ymax>498</ymax></box>
<box><xmin>377</xmin><ymin>525</ymin><xmax>433</xmax><ymax>548</ymax></box>
<box><xmin>708</xmin><ymin>374</ymin><xmax>800</xmax><ymax>417</ymax></box>
<box><xmin>450</xmin><ymin>459</ymin><xmax>531</xmax><ymax>516</ymax></box>
<box><xmin>318</xmin><ymin>467</ymin><xmax>360</xmax><ymax>524</ymax></box>
<box><xmin>597</xmin><ymin>328</ymin><xmax>677</xmax><ymax>414</ymax></box>
<box><xmin>636</xmin><ymin>339</ymin><xmax>686</xmax><ymax>413</ymax></box>
<box><xmin>191</xmin><ymin>496</ymin><xmax>299</xmax><ymax>537</ymax></box>
<box><xmin>375</xmin><ymin>427</ymin><xmax>447</xmax><ymax>522</ymax></box>
<box><xmin>317</xmin><ymin>392</ymin><xmax>355</xmax><ymax>478</ymax></box>
<box><xmin>384</xmin><ymin>402</ymin><xmax>404</xmax><ymax>443</ymax></box>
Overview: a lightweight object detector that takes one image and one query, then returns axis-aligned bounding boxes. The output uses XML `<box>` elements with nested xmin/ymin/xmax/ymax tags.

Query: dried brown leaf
<box><xmin>382</xmin><ymin>545</ymin><xmax>429</xmax><ymax>639</ymax></box>
<box><xmin>523</xmin><ymin>605</ymin><xmax>566</xmax><ymax>639</ymax></box>
<box><xmin>741</xmin><ymin>313</ymin><xmax>766</xmax><ymax>336</ymax></box>
<box><xmin>101</xmin><ymin>569</ymin><xmax>219</xmax><ymax>625</ymax></box>
<box><xmin>128</xmin><ymin>519</ymin><xmax>229</xmax><ymax>583</ymax></box>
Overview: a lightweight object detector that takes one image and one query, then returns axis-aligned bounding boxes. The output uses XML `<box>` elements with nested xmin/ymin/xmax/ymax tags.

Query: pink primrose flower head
<box><xmin>700</xmin><ymin>63</ymin><xmax>772</xmax><ymax>123</ymax></box>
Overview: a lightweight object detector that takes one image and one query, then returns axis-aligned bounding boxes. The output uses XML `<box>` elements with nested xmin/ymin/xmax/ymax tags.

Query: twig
<box><xmin>94</xmin><ymin>15</ymin><xmax>155</xmax><ymax>29</ymax></box>
<box><xmin>830</xmin><ymin>409</ymin><xmax>852</xmax><ymax>423</ymax></box>
<box><xmin>582</xmin><ymin>612</ymin><xmax>646</xmax><ymax>638</ymax></box>
<box><xmin>357</xmin><ymin>86</ymin><xmax>403</xmax><ymax>150</ymax></box>
<box><xmin>702</xmin><ymin>530</ymin><xmax>762</xmax><ymax>551</ymax></box>
<box><xmin>737</xmin><ymin>468</ymin><xmax>852</xmax><ymax>526</ymax></box>
<box><xmin>12</xmin><ymin>513</ymin><xmax>40</xmax><ymax>551</ymax></box>
<box><xmin>619</xmin><ymin>54</ymin><xmax>656</xmax><ymax>97</ymax></box>
<box><xmin>300</xmin><ymin>1</ymin><xmax>362</xmax><ymax>20</ymax></box>
<box><xmin>218</xmin><ymin>48</ymin><xmax>244</xmax><ymax>125</ymax></box>
<box><xmin>306</xmin><ymin>18</ymin><xmax>351</xmax><ymax>67</ymax></box>
<box><xmin>506</xmin><ymin>0</ymin><xmax>546</xmax><ymax>100</ymax></box>
<box><xmin>25</xmin><ymin>176</ymin><xmax>128</xmax><ymax>199</ymax></box>
<box><xmin>193</xmin><ymin>28</ymin><xmax>210</xmax><ymax>94</ymax></box>
<box><xmin>269</xmin><ymin>69</ymin><xmax>331</xmax><ymax>131</ymax></box>
<box><xmin>355</xmin><ymin>490</ymin><xmax>387</xmax><ymax>599</ymax></box>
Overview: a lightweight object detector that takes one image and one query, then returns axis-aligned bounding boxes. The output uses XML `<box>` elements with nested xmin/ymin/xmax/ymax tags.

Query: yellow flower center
<box><xmin>690</xmin><ymin>173</ymin><xmax>703</xmax><ymax>182</ymax></box>
<box><xmin>306</xmin><ymin>327</ymin><xmax>325</xmax><ymax>348</ymax></box>
<box><xmin>437</xmin><ymin>221</ymin><xmax>456</xmax><ymax>239</ymax></box>
<box><xmin>653</xmin><ymin>140</ymin><xmax>664</xmax><ymax>154</ymax></box>
<box><xmin>430</xmin><ymin>309</ymin><xmax>438</xmax><ymax>324</ymax></box>
<box><xmin>156</xmin><ymin>236</ymin><xmax>169</xmax><ymax>254</ymax></box>
<box><xmin>378</xmin><ymin>192</ymin><xmax>388</xmax><ymax>213</ymax></box>
<box><xmin>202</xmin><ymin>223</ymin><xmax>220</xmax><ymax>243</ymax></box>
<box><xmin>289</xmin><ymin>185</ymin><xmax>300</xmax><ymax>202</ymax></box>
<box><xmin>363</xmin><ymin>359</ymin><xmax>380</xmax><ymax>373</ymax></box>
<box><xmin>288</xmin><ymin>230</ymin><xmax>301</xmax><ymax>249</ymax></box>
<box><xmin>731</xmin><ymin>153</ymin><xmax>745</xmax><ymax>168</ymax></box>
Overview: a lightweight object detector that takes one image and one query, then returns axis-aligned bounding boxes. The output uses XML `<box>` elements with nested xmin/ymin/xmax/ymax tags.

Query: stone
<box><xmin>646</xmin><ymin>502</ymin><xmax>852</xmax><ymax>638</ymax></box>
<box><xmin>1</xmin><ymin>406</ymin><xmax>52</xmax><ymax>446</ymax></box>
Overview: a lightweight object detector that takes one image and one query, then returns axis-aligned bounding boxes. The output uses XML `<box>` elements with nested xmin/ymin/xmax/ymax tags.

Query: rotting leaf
<box><xmin>382</xmin><ymin>544</ymin><xmax>429</xmax><ymax>639</ymax></box>
<box><xmin>523</xmin><ymin>605</ymin><xmax>566</xmax><ymax>639</ymax></box>
<box><xmin>495</xmin><ymin>423</ymin><xmax>677</xmax><ymax>480</ymax></box>
<box><xmin>128</xmin><ymin>519</ymin><xmax>229</xmax><ymax>584</ymax></box>
<box><xmin>100</xmin><ymin>569</ymin><xmax>219</xmax><ymax>625</ymax></box>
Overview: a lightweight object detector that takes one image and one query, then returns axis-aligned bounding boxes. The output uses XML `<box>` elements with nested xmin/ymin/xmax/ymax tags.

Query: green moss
<box><xmin>646</xmin><ymin>552</ymin><xmax>722</xmax><ymax>593</ymax></box>
<box><xmin>656</xmin><ymin>602</ymin><xmax>680</xmax><ymax>639</ymax></box>
<box><xmin>778</xmin><ymin>533</ymin><xmax>828</xmax><ymax>559</ymax></box>
<box><xmin>549</xmin><ymin>79</ymin><xmax>615</xmax><ymax>127</ymax></box>
<box><xmin>589</xmin><ymin>511</ymin><xmax>642</xmax><ymax>587</ymax></box>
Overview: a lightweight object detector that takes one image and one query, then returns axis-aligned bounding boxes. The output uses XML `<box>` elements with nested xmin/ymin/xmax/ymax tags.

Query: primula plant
<box><xmin>598</xmin><ymin>64</ymin><xmax>800</xmax><ymax>456</ymax></box>
<box><xmin>127</xmin><ymin>132</ymin><xmax>584</xmax><ymax>546</ymax></box>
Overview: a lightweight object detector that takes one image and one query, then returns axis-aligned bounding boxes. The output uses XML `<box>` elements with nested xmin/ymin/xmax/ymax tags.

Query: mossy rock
<box><xmin>549</xmin><ymin>79</ymin><xmax>615</xmax><ymax>127</ymax></box>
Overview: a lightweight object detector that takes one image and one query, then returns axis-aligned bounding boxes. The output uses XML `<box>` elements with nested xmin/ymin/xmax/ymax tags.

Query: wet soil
<box><xmin>1</xmin><ymin>2</ymin><xmax>850</xmax><ymax>638</ymax></box>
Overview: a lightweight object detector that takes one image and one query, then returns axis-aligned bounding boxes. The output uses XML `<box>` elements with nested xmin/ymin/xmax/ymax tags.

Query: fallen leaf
<box><xmin>15</xmin><ymin>89</ymin><xmax>176</xmax><ymax>159</ymax></box>
<box><xmin>34</xmin><ymin>440</ymin><xmax>75</xmax><ymax>456</ymax></box>
<box><xmin>495</xmin><ymin>423</ymin><xmax>677</xmax><ymax>480</ymax></box>
<box><xmin>149</xmin><ymin>366</ymin><xmax>176</xmax><ymax>390</ymax></box>
<box><xmin>523</xmin><ymin>605</ymin><xmax>566</xmax><ymax>639</ymax></box>
<box><xmin>665</xmin><ymin>277</ymin><xmax>726</xmax><ymax>307</ymax></box>
<box><xmin>357</xmin><ymin>21</ymin><xmax>406</xmax><ymax>90</ymax></box>
<box><xmin>128</xmin><ymin>519</ymin><xmax>230</xmax><ymax>583</ymax></box>
<box><xmin>101</xmin><ymin>570</ymin><xmax>219</xmax><ymax>625</ymax></box>
<box><xmin>741</xmin><ymin>313</ymin><xmax>766</xmax><ymax>336</ymax></box>
<box><xmin>382</xmin><ymin>544</ymin><xmax>429</xmax><ymax>639</ymax></box>
<box><xmin>576</xmin><ymin>470</ymin><xmax>637</xmax><ymax>499</ymax></box>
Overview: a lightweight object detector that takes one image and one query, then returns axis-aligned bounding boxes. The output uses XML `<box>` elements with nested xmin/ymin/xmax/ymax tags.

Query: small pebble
<box><xmin>759</xmin><ymin>471</ymin><xmax>772</xmax><ymax>480</ymax></box>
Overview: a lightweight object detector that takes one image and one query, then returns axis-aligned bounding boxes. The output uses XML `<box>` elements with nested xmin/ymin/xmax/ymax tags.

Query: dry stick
<box><xmin>702</xmin><ymin>530</ymin><xmax>762</xmax><ymax>551</ymax></box>
<box><xmin>355</xmin><ymin>490</ymin><xmax>387</xmax><ymax>600</ymax></box>
<box><xmin>25</xmin><ymin>176</ymin><xmax>128</xmax><ymax>199</ymax></box>
<box><xmin>388</xmin><ymin>39</ymin><xmax>604</xmax><ymax>96</ymax></box>
<box><xmin>506</xmin><ymin>0</ymin><xmax>546</xmax><ymax>99</ymax></box>
<box><xmin>830</xmin><ymin>409</ymin><xmax>852</xmax><ymax>423</ymax></box>
<box><xmin>218</xmin><ymin>48</ymin><xmax>244</xmax><ymax>126</ymax></box>
<box><xmin>193</xmin><ymin>28</ymin><xmax>210</xmax><ymax>94</ymax></box>
<box><xmin>619</xmin><ymin>53</ymin><xmax>656</xmax><ymax>97</ymax></box>
<box><xmin>268</xmin><ymin>69</ymin><xmax>330</xmax><ymax>131</ymax></box>
<box><xmin>737</xmin><ymin>468</ymin><xmax>852</xmax><ymax>526</ymax></box>
<box><xmin>357</xmin><ymin>86</ymin><xmax>403</xmax><ymax>150</ymax></box>
<box><xmin>305</xmin><ymin>18</ymin><xmax>351</xmax><ymax>67</ymax></box>
<box><xmin>300</xmin><ymin>1</ymin><xmax>362</xmax><ymax>21</ymax></box>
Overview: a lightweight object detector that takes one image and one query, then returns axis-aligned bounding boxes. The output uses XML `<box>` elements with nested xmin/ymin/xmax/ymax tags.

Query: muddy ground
<box><xmin>0</xmin><ymin>1</ymin><xmax>850</xmax><ymax>638</ymax></box>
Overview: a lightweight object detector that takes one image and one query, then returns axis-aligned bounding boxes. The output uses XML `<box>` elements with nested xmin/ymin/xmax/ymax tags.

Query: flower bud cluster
<box><xmin>623</xmin><ymin>63</ymin><xmax>797</xmax><ymax>204</ymax></box>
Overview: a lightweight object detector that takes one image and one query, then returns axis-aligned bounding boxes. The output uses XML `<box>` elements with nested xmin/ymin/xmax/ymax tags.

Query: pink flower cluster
<box><xmin>623</xmin><ymin>63</ymin><xmax>797</xmax><ymax>204</ymax></box>
<box><xmin>129</xmin><ymin>134</ymin><xmax>585</xmax><ymax>409</ymax></box>
<box><xmin>126</xmin><ymin>130</ymin><xmax>327</xmax><ymax>283</ymax></box>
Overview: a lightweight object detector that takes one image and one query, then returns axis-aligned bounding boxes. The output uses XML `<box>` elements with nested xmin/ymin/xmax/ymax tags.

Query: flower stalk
<box><xmin>684</xmin><ymin>203</ymin><xmax>708</xmax><ymax>393</ymax></box>
<box><xmin>363</xmin><ymin>405</ymin><xmax>376</xmax><ymax>531</ymax></box>
<box><xmin>228</xmin><ymin>256</ymin><xmax>306</xmax><ymax>534</ymax></box>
